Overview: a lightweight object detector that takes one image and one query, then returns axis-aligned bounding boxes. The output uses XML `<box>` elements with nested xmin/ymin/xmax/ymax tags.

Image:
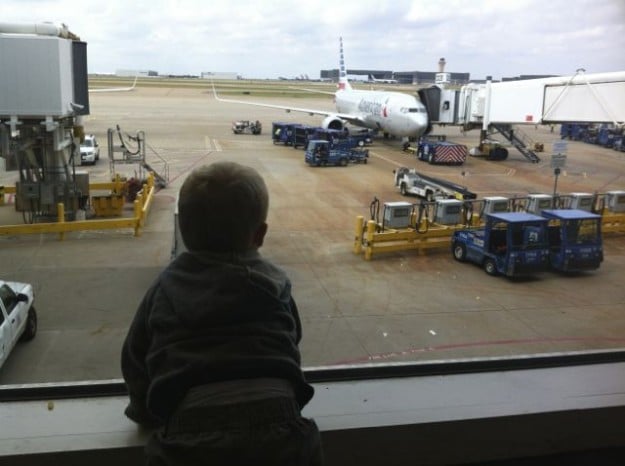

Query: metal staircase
<box><xmin>491</xmin><ymin>124</ymin><xmax>541</xmax><ymax>163</ymax></box>
<box><xmin>107</xmin><ymin>126</ymin><xmax>169</xmax><ymax>188</ymax></box>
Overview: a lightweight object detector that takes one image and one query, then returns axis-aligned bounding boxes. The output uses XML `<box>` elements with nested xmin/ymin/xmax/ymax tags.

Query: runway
<box><xmin>1</xmin><ymin>82</ymin><xmax>624</xmax><ymax>384</ymax></box>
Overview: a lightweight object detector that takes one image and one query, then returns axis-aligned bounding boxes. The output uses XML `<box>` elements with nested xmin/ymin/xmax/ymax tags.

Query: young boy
<box><xmin>121</xmin><ymin>161</ymin><xmax>322</xmax><ymax>465</ymax></box>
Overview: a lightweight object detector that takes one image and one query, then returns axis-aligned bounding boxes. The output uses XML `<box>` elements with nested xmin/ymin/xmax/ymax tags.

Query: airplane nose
<box><xmin>410</xmin><ymin>114</ymin><xmax>428</xmax><ymax>138</ymax></box>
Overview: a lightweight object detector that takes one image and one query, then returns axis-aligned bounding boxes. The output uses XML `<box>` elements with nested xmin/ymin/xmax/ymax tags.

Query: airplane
<box><xmin>368</xmin><ymin>74</ymin><xmax>399</xmax><ymax>84</ymax></box>
<box><xmin>212</xmin><ymin>38</ymin><xmax>429</xmax><ymax>139</ymax></box>
<box><xmin>89</xmin><ymin>76</ymin><xmax>138</xmax><ymax>93</ymax></box>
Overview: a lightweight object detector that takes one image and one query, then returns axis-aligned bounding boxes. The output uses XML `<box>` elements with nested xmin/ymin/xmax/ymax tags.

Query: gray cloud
<box><xmin>1</xmin><ymin>0</ymin><xmax>623</xmax><ymax>79</ymax></box>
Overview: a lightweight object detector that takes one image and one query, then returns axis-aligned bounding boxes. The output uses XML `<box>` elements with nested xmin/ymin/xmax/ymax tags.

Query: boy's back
<box><xmin>121</xmin><ymin>162</ymin><xmax>322</xmax><ymax>465</ymax></box>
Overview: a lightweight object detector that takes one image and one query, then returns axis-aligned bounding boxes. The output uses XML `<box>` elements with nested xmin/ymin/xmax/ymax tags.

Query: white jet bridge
<box><xmin>0</xmin><ymin>22</ymin><xmax>90</xmax><ymax>221</ymax></box>
<box><xmin>419</xmin><ymin>70</ymin><xmax>625</xmax><ymax>162</ymax></box>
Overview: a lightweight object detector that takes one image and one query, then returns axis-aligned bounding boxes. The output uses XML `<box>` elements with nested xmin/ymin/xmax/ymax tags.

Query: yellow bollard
<box><xmin>133</xmin><ymin>199</ymin><xmax>142</xmax><ymax>236</ymax></box>
<box><xmin>136</xmin><ymin>188</ymin><xmax>144</xmax><ymax>210</ymax></box>
<box><xmin>113</xmin><ymin>174</ymin><xmax>124</xmax><ymax>196</ymax></box>
<box><xmin>353</xmin><ymin>216</ymin><xmax>364</xmax><ymax>255</ymax></box>
<box><xmin>364</xmin><ymin>220</ymin><xmax>376</xmax><ymax>260</ymax></box>
<box><xmin>57</xmin><ymin>203</ymin><xmax>65</xmax><ymax>241</ymax></box>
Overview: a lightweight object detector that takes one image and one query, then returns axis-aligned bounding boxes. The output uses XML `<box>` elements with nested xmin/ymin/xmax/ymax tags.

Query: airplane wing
<box><xmin>211</xmin><ymin>82</ymin><xmax>366</xmax><ymax>125</ymax></box>
<box><xmin>287</xmin><ymin>86</ymin><xmax>336</xmax><ymax>96</ymax></box>
<box><xmin>89</xmin><ymin>76</ymin><xmax>138</xmax><ymax>93</ymax></box>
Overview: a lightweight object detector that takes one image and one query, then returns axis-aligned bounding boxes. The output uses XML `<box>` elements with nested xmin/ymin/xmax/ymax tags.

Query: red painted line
<box><xmin>331</xmin><ymin>336</ymin><xmax>625</xmax><ymax>365</ymax></box>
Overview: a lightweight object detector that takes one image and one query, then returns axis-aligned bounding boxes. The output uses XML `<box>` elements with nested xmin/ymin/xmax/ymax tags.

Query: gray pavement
<box><xmin>1</xmin><ymin>84</ymin><xmax>625</xmax><ymax>384</ymax></box>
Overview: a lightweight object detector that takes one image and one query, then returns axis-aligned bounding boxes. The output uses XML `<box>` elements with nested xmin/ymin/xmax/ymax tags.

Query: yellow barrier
<box><xmin>89</xmin><ymin>174</ymin><xmax>127</xmax><ymax>194</ymax></box>
<box><xmin>92</xmin><ymin>194</ymin><xmax>125</xmax><ymax>217</ymax></box>
<box><xmin>602</xmin><ymin>212</ymin><xmax>625</xmax><ymax>234</ymax></box>
<box><xmin>0</xmin><ymin>173</ymin><xmax>156</xmax><ymax>240</ymax></box>
<box><xmin>354</xmin><ymin>216</ymin><xmax>460</xmax><ymax>260</ymax></box>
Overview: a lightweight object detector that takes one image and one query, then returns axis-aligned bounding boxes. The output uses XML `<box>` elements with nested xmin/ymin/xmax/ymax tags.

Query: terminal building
<box><xmin>321</xmin><ymin>58</ymin><xmax>470</xmax><ymax>85</ymax></box>
<box><xmin>320</xmin><ymin>58</ymin><xmax>557</xmax><ymax>85</ymax></box>
<box><xmin>116</xmin><ymin>69</ymin><xmax>158</xmax><ymax>77</ymax></box>
<box><xmin>201</xmin><ymin>71</ymin><xmax>240</xmax><ymax>80</ymax></box>
<box><xmin>320</xmin><ymin>67</ymin><xmax>470</xmax><ymax>85</ymax></box>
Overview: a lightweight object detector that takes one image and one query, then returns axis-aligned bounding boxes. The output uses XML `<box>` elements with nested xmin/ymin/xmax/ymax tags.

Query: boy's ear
<box><xmin>252</xmin><ymin>222</ymin><xmax>268</xmax><ymax>248</ymax></box>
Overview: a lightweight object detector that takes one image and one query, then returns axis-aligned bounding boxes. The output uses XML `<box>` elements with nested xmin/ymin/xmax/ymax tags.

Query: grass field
<box><xmin>87</xmin><ymin>75</ymin><xmax>422</xmax><ymax>97</ymax></box>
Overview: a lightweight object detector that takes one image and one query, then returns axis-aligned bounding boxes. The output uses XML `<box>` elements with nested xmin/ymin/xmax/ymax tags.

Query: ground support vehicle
<box><xmin>542</xmin><ymin>209</ymin><xmax>603</xmax><ymax>272</ymax></box>
<box><xmin>308</xmin><ymin>128</ymin><xmax>347</xmax><ymax>144</ymax></box>
<box><xmin>294</xmin><ymin>126</ymin><xmax>373</xmax><ymax>150</ymax></box>
<box><xmin>596</xmin><ymin>126</ymin><xmax>619</xmax><ymax>148</ymax></box>
<box><xmin>305</xmin><ymin>140</ymin><xmax>369</xmax><ymax>166</ymax></box>
<box><xmin>349</xmin><ymin>128</ymin><xmax>375</xmax><ymax>146</ymax></box>
<box><xmin>232</xmin><ymin>120</ymin><xmax>262</xmax><ymax>135</ymax></box>
<box><xmin>468</xmin><ymin>139</ymin><xmax>510</xmax><ymax>161</ymax></box>
<box><xmin>315</xmin><ymin>127</ymin><xmax>374</xmax><ymax>147</ymax></box>
<box><xmin>313</xmin><ymin>128</ymin><xmax>371</xmax><ymax>149</ymax></box>
<box><xmin>80</xmin><ymin>134</ymin><xmax>100</xmax><ymax>165</ymax></box>
<box><xmin>560</xmin><ymin>123</ymin><xmax>591</xmax><ymax>141</ymax></box>
<box><xmin>451</xmin><ymin>212</ymin><xmax>550</xmax><ymax>277</ymax></box>
<box><xmin>292</xmin><ymin>126</ymin><xmax>340</xmax><ymax>149</ymax></box>
<box><xmin>292</xmin><ymin>124</ymin><xmax>318</xmax><ymax>148</ymax></box>
<box><xmin>0</xmin><ymin>279</ymin><xmax>37</xmax><ymax>369</ymax></box>
<box><xmin>561</xmin><ymin>123</ymin><xmax>618</xmax><ymax>147</ymax></box>
<box><xmin>272</xmin><ymin>122</ymin><xmax>297</xmax><ymax>145</ymax></box>
<box><xmin>394</xmin><ymin>167</ymin><xmax>476</xmax><ymax>201</ymax></box>
<box><xmin>353</xmin><ymin>189</ymin><xmax>625</xmax><ymax>261</ymax></box>
<box><xmin>404</xmin><ymin>137</ymin><xmax>467</xmax><ymax>165</ymax></box>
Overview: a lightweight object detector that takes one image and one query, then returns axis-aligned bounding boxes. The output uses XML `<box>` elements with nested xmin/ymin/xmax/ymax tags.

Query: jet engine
<box><xmin>321</xmin><ymin>115</ymin><xmax>346</xmax><ymax>131</ymax></box>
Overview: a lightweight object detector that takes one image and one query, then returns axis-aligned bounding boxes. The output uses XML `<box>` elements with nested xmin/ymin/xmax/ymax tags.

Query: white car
<box><xmin>0</xmin><ymin>279</ymin><xmax>37</xmax><ymax>369</ymax></box>
<box><xmin>80</xmin><ymin>134</ymin><xmax>100</xmax><ymax>165</ymax></box>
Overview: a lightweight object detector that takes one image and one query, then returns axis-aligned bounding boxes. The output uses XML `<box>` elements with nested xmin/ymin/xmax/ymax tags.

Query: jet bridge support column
<box><xmin>11</xmin><ymin>118</ymin><xmax>86</xmax><ymax>221</ymax></box>
<box><xmin>478</xmin><ymin>76</ymin><xmax>494</xmax><ymax>158</ymax></box>
<box><xmin>1</xmin><ymin>22</ymin><xmax>90</xmax><ymax>222</ymax></box>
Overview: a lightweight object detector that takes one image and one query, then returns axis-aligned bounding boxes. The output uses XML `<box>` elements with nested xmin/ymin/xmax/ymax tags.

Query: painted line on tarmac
<box><xmin>332</xmin><ymin>336</ymin><xmax>625</xmax><ymax>365</ymax></box>
<box><xmin>469</xmin><ymin>168</ymin><xmax>515</xmax><ymax>177</ymax></box>
<box><xmin>204</xmin><ymin>136</ymin><xmax>222</xmax><ymax>151</ymax></box>
<box><xmin>369</xmin><ymin>151</ymin><xmax>403</xmax><ymax>167</ymax></box>
<box><xmin>371</xmin><ymin>151</ymin><xmax>516</xmax><ymax>177</ymax></box>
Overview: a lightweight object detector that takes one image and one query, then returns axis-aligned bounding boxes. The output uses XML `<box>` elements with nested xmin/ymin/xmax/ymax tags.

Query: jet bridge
<box><xmin>419</xmin><ymin>70</ymin><xmax>625</xmax><ymax>162</ymax></box>
<box><xmin>0</xmin><ymin>23</ymin><xmax>90</xmax><ymax>221</ymax></box>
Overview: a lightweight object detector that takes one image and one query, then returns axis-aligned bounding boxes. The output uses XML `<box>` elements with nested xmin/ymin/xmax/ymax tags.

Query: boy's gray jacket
<box><xmin>121</xmin><ymin>250</ymin><xmax>314</xmax><ymax>426</ymax></box>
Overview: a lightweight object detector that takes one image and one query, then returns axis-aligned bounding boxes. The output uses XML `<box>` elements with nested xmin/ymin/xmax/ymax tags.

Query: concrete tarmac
<box><xmin>1</xmin><ymin>83</ymin><xmax>625</xmax><ymax>384</ymax></box>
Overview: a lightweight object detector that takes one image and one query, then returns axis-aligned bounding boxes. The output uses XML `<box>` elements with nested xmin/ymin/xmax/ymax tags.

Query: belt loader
<box><xmin>394</xmin><ymin>167</ymin><xmax>476</xmax><ymax>202</ymax></box>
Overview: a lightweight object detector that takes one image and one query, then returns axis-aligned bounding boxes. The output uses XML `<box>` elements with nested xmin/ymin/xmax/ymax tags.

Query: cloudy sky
<box><xmin>2</xmin><ymin>0</ymin><xmax>624</xmax><ymax>80</ymax></box>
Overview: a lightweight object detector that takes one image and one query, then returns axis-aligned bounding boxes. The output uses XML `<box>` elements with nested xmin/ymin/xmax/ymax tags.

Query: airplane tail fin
<box><xmin>338</xmin><ymin>37</ymin><xmax>352</xmax><ymax>91</ymax></box>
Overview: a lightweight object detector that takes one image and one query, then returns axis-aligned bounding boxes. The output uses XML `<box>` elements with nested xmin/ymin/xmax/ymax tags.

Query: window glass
<box><xmin>0</xmin><ymin>285</ymin><xmax>17</xmax><ymax>315</ymax></box>
<box><xmin>0</xmin><ymin>3</ymin><xmax>623</xmax><ymax>388</ymax></box>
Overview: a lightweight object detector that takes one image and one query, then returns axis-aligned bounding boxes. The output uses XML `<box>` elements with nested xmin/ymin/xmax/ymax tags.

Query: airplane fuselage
<box><xmin>212</xmin><ymin>37</ymin><xmax>431</xmax><ymax>141</ymax></box>
<box><xmin>335</xmin><ymin>89</ymin><xmax>428</xmax><ymax>138</ymax></box>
